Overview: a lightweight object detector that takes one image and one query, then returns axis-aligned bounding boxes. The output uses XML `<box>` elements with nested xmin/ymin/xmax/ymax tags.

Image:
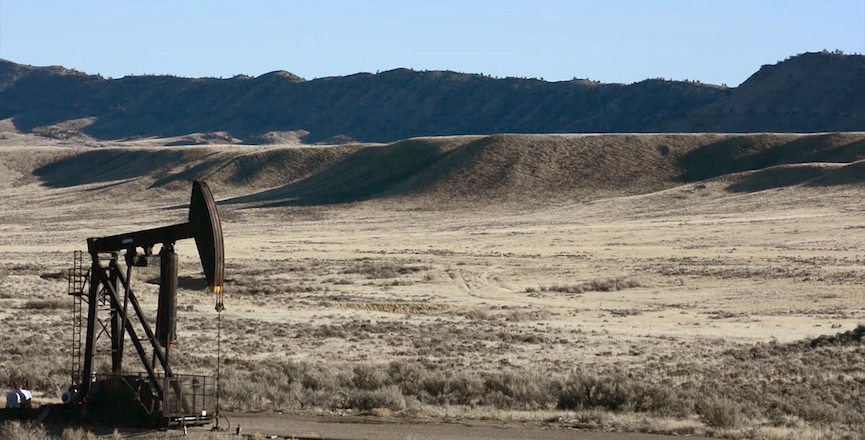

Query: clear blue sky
<box><xmin>1</xmin><ymin>0</ymin><xmax>863</xmax><ymax>86</ymax></box>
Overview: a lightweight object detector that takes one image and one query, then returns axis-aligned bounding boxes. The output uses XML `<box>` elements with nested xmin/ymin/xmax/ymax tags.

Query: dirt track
<box><xmin>220</xmin><ymin>414</ymin><xmax>712</xmax><ymax>440</ymax></box>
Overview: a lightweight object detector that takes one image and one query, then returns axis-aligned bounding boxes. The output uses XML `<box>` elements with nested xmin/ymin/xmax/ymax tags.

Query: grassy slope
<box><xmin>5</xmin><ymin>132</ymin><xmax>865</xmax><ymax>208</ymax></box>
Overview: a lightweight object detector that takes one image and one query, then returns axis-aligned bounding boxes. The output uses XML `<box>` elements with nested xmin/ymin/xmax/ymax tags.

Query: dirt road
<box><xmin>222</xmin><ymin>414</ymin><xmax>711</xmax><ymax>440</ymax></box>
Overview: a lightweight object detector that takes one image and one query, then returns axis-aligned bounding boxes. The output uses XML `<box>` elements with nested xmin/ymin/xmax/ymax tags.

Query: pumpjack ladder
<box><xmin>68</xmin><ymin>250</ymin><xmax>89</xmax><ymax>385</ymax></box>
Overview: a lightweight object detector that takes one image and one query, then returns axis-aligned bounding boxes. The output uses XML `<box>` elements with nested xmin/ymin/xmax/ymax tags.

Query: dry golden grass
<box><xmin>2</xmin><ymin>132</ymin><xmax>865</xmax><ymax>438</ymax></box>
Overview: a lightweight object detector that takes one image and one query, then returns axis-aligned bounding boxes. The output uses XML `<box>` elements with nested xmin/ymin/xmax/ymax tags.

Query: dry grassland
<box><xmin>2</xmin><ymin>133</ymin><xmax>865</xmax><ymax>438</ymax></box>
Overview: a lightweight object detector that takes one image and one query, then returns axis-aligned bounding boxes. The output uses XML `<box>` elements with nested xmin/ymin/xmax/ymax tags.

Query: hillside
<box><xmin>2</xmin><ymin>132</ymin><xmax>864</xmax><ymax>208</ymax></box>
<box><xmin>662</xmin><ymin>51</ymin><xmax>865</xmax><ymax>132</ymax></box>
<box><xmin>0</xmin><ymin>51</ymin><xmax>862</xmax><ymax>143</ymax></box>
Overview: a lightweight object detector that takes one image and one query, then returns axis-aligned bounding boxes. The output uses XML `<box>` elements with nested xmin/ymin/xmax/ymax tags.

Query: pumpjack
<box><xmin>3</xmin><ymin>181</ymin><xmax>226</xmax><ymax>428</ymax></box>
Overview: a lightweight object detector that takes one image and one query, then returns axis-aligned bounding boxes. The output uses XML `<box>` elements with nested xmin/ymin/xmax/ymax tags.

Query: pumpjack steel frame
<box><xmin>63</xmin><ymin>180</ymin><xmax>225</xmax><ymax>427</ymax></box>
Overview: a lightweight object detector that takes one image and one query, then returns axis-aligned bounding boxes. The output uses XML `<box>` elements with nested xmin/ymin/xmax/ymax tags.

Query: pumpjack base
<box><xmin>0</xmin><ymin>404</ymin><xmax>213</xmax><ymax>429</ymax></box>
<box><xmin>1</xmin><ymin>373</ymin><xmax>215</xmax><ymax>429</ymax></box>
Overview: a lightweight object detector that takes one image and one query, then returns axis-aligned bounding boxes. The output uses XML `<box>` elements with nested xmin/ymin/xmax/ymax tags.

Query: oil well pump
<box><xmin>55</xmin><ymin>180</ymin><xmax>226</xmax><ymax>427</ymax></box>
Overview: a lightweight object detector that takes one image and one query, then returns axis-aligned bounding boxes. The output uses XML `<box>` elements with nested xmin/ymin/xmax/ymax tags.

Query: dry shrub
<box><xmin>584</xmin><ymin>276</ymin><xmax>641</xmax><ymax>292</ymax></box>
<box><xmin>481</xmin><ymin>370</ymin><xmax>557</xmax><ymax>409</ymax></box>
<box><xmin>4</xmin><ymin>263</ymin><xmax>41</xmax><ymax>275</ymax></box>
<box><xmin>0</xmin><ymin>364</ymin><xmax>67</xmax><ymax>394</ymax></box>
<box><xmin>223</xmin><ymin>359</ymin><xmax>573</xmax><ymax>412</ymax></box>
<box><xmin>352</xmin><ymin>363</ymin><xmax>389</xmax><ymax>390</ymax></box>
<box><xmin>528</xmin><ymin>276</ymin><xmax>640</xmax><ymax>294</ymax></box>
<box><xmin>556</xmin><ymin>371</ymin><xmax>678</xmax><ymax>414</ymax></box>
<box><xmin>388</xmin><ymin>361</ymin><xmax>482</xmax><ymax>406</ymax></box>
<box><xmin>220</xmin><ymin>359</ymin><xmax>687</xmax><ymax>414</ymax></box>
<box><xmin>505</xmin><ymin>309</ymin><xmax>551</xmax><ymax>322</ymax></box>
<box><xmin>226</xmin><ymin>277</ymin><xmax>325</xmax><ymax>296</ymax></box>
<box><xmin>696</xmin><ymin>396</ymin><xmax>742</xmax><ymax>429</ymax></box>
<box><xmin>460</xmin><ymin>308</ymin><xmax>492</xmax><ymax>321</ymax></box>
<box><xmin>342</xmin><ymin>260</ymin><xmax>431</xmax><ymax>279</ymax></box>
<box><xmin>0</xmin><ymin>422</ymin><xmax>49</xmax><ymax>440</ymax></box>
<box><xmin>347</xmin><ymin>385</ymin><xmax>406</xmax><ymax>412</ymax></box>
<box><xmin>807</xmin><ymin>324</ymin><xmax>865</xmax><ymax>347</ymax></box>
<box><xmin>39</xmin><ymin>270</ymin><xmax>68</xmax><ymax>280</ymax></box>
<box><xmin>323</xmin><ymin>277</ymin><xmax>353</xmax><ymax>285</ymax></box>
<box><xmin>59</xmin><ymin>428</ymin><xmax>102</xmax><ymax>440</ymax></box>
<box><xmin>21</xmin><ymin>298</ymin><xmax>70</xmax><ymax>310</ymax></box>
<box><xmin>207</xmin><ymin>326</ymin><xmax>865</xmax><ymax>432</ymax></box>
